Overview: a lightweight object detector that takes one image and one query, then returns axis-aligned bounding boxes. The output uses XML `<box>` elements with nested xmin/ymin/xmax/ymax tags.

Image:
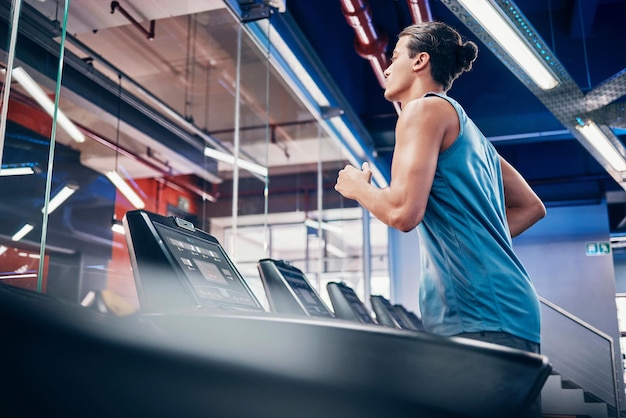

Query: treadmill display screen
<box><xmin>341</xmin><ymin>286</ymin><xmax>376</xmax><ymax>324</ymax></box>
<box><xmin>154</xmin><ymin>223</ymin><xmax>258</xmax><ymax>308</ymax></box>
<box><xmin>277</xmin><ymin>266</ymin><xmax>333</xmax><ymax>317</ymax></box>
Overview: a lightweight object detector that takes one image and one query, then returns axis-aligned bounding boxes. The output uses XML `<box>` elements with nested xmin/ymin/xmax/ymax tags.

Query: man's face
<box><xmin>383</xmin><ymin>36</ymin><xmax>415</xmax><ymax>103</ymax></box>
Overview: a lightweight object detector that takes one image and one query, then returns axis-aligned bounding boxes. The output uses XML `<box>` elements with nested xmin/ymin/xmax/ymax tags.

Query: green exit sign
<box><xmin>586</xmin><ymin>242</ymin><xmax>611</xmax><ymax>256</ymax></box>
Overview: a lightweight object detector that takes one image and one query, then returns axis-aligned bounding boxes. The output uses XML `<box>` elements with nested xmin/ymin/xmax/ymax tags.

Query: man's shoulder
<box><xmin>401</xmin><ymin>95</ymin><xmax>458</xmax><ymax>121</ymax></box>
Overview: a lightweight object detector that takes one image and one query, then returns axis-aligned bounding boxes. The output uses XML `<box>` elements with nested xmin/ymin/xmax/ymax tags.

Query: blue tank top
<box><xmin>417</xmin><ymin>93</ymin><xmax>541</xmax><ymax>343</ymax></box>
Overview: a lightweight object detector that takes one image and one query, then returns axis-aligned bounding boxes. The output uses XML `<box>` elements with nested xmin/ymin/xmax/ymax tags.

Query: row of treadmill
<box><xmin>124</xmin><ymin>208</ymin><xmax>424</xmax><ymax>332</ymax></box>
<box><xmin>260</xmin><ymin>259</ymin><xmax>425</xmax><ymax>331</ymax></box>
<box><xmin>0</xmin><ymin>208</ymin><xmax>552</xmax><ymax>418</ymax></box>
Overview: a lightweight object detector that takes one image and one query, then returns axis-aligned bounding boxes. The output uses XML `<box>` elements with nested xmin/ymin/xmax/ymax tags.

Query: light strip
<box><xmin>326</xmin><ymin>243</ymin><xmax>348</xmax><ymax>258</ymax></box>
<box><xmin>106</xmin><ymin>171</ymin><xmax>146</xmax><ymax>209</ymax></box>
<box><xmin>304</xmin><ymin>218</ymin><xmax>342</xmax><ymax>234</ymax></box>
<box><xmin>457</xmin><ymin>0</ymin><xmax>559</xmax><ymax>90</ymax></box>
<box><xmin>43</xmin><ymin>185</ymin><xmax>78</xmax><ymax>214</ymax></box>
<box><xmin>204</xmin><ymin>147</ymin><xmax>268</xmax><ymax>177</ymax></box>
<box><xmin>0</xmin><ymin>167</ymin><xmax>35</xmax><ymax>176</ymax></box>
<box><xmin>0</xmin><ymin>273</ymin><xmax>38</xmax><ymax>280</ymax></box>
<box><xmin>576</xmin><ymin>121</ymin><xmax>626</xmax><ymax>172</ymax></box>
<box><xmin>111</xmin><ymin>222</ymin><xmax>126</xmax><ymax>235</ymax></box>
<box><xmin>12</xmin><ymin>223</ymin><xmax>34</xmax><ymax>241</ymax></box>
<box><xmin>0</xmin><ymin>245</ymin><xmax>7</xmax><ymax>256</ymax></box>
<box><xmin>11</xmin><ymin>67</ymin><xmax>85</xmax><ymax>142</ymax></box>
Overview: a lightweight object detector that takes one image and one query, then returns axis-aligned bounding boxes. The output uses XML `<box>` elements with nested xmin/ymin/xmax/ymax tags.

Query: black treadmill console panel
<box><xmin>123</xmin><ymin>209</ymin><xmax>264</xmax><ymax>313</ymax></box>
<box><xmin>257</xmin><ymin>259</ymin><xmax>333</xmax><ymax>318</ymax></box>
<box><xmin>370</xmin><ymin>296</ymin><xmax>425</xmax><ymax>332</ymax></box>
<box><xmin>393</xmin><ymin>304</ymin><xmax>425</xmax><ymax>331</ymax></box>
<box><xmin>370</xmin><ymin>295</ymin><xmax>401</xmax><ymax>328</ymax></box>
<box><xmin>326</xmin><ymin>282</ymin><xmax>376</xmax><ymax>324</ymax></box>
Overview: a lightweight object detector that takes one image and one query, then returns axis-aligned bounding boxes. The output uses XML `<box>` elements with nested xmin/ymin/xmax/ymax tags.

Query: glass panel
<box><xmin>0</xmin><ymin>2</ymin><xmax>391</xmax><ymax>316</ymax></box>
<box><xmin>226</xmin><ymin>224</ymin><xmax>270</xmax><ymax>310</ymax></box>
<box><xmin>0</xmin><ymin>0</ymin><xmax>70</xmax><ymax>295</ymax></box>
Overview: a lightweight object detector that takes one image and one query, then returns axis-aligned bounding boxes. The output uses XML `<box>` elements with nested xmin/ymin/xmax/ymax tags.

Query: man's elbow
<box><xmin>393</xmin><ymin>222</ymin><xmax>418</xmax><ymax>233</ymax></box>
<box><xmin>533</xmin><ymin>200</ymin><xmax>547</xmax><ymax>223</ymax></box>
<box><xmin>388</xmin><ymin>209</ymin><xmax>423</xmax><ymax>233</ymax></box>
<box><xmin>522</xmin><ymin>200</ymin><xmax>546</xmax><ymax>232</ymax></box>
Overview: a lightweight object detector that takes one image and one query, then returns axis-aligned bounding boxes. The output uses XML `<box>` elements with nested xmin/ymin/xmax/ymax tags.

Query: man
<box><xmin>335</xmin><ymin>21</ymin><xmax>546</xmax><ymax>417</ymax></box>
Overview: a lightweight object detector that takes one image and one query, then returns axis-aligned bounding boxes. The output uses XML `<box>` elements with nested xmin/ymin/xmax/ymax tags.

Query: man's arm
<box><xmin>335</xmin><ymin>97</ymin><xmax>451</xmax><ymax>232</ymax></box>
<box><xmin>500</xmin><ymin>156</ymin><xmax>546</xmax><ymax>237</ymax></box>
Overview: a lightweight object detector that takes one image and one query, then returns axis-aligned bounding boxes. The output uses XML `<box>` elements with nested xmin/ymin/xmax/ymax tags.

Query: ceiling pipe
<box><xmin>164</xmin><ymin>15</ymin><xmax>297</xmax><ymax>148</ymax></box>
<box><xmin>340</xmin><ymin>0</ymin><xmax>433</xmax><ymax>114</ymax></box>
<box><xmin>407</xmin><ymin>0</ymin><xmax>433</xmax><ymax>24</ymax></box>
<box><xmin>340</xmin><ymin>0</ymin><xmax>390</xmax><ymax>89</ymax></box>
<box><xmin>110</xmin><ymin>1</ymin><xmax>155</xmax><ymax>40</ymax></box>
<box><xmin>77</xmin><ymin>122</ymin><xmax>219</xmax><ymax>203</ymax></box>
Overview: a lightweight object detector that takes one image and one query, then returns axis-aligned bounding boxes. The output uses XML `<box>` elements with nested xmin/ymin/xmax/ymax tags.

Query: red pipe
<box><xmin>340</xmin><ymin>0</ymin><xmax>389</xmax><ymax>88</ymax></box>
<box><xmin>407</xmin><ymin>0</ymin><xmax>433</xmax><ymax>24</ymax></box>
<box><xmin>339</xmin><ymin>0</ymin><xmax>432</xmax><ymax>114</ymax></box>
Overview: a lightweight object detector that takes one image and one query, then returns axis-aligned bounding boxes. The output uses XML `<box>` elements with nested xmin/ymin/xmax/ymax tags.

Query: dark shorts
<box><xmin>454</xmin><ymin>331</ymin><xmax>542</xmax><ymax>418</ymax></box>
<box><xmin>454</xmin><ymin>330</ymin><xmax>540</xmax><ymax>354</ymax></box>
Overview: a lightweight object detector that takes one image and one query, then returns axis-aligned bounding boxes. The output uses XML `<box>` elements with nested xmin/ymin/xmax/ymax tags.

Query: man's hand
<box><xmin>335</xmin><ymin>162</ymin><xmax>372</xmax><ymax>201</ymax></box>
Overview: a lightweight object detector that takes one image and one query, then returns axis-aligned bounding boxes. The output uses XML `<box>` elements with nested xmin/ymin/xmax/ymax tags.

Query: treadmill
<box><xmin>105</xmin><ymin>209</ymin><xmax>553</xmax><ymax>418</ymax></box>
<box><xmin>393</xmin><ymin>303</ymin><xmax>425</xmax><ymax>331</ymax></box>
<box><xmin>123</xmin><ymin>209</ymin><xmax>265</xmax><ymax>313</ymax></box>
<box><xmin>370</xmin><ymin>294</ymin><xmax>424</xmax><ymax>331</ymax></box>
<box><xmin>257</xmin><ymin>258</ymin><xmax>334</xmax><ymax>318</ymax></box>
<box><xmin>326</xmin><ymin>281</ymin><xmax>377</xmax><ymax>325</ymax></box>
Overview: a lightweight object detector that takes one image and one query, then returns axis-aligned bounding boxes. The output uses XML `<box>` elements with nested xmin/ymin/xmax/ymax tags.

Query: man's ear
<box><xmin>413</xmin><ymin>52</ymin><xmax>429</xmax><ymax>71</ymax></box>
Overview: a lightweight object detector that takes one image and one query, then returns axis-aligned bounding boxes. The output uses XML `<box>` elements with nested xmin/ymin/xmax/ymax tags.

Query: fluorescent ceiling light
<box><xmin>0</xmin><ymin>166</ymin><xmax>34</xmax><ymax>176</ymax></box>
<box><xmin>576</xmin><ymin>121</ymin><xmax>626</xmax><ymax>172</ymax></box>
<box><xmin>457</xmin><ymin>0</ymin><xmax>559</xmax><ymax>90</ymax></box>
<box><xmin>12</xmin><ymin>223</ymin><xmax>34</xmax><ymax>241</ymax></box>
<box><xmin>305</xmin><ymin>219</ymin><xmax>338</xmax><ymax>234</ymax></box>
<box><xmin>204</xmin><ymin>147</ymin><xmax>268</xmax><ymax>177</ymax></box>
<box><xmin>326</xmin><ymin>243</ymin><xmax>347</xmax><ymax>258</ymax></box>
<box><xmin>11</xmin><ymin>67</ymin><xmax>86</xmax><ymax>142</ymax></box>
<box><xmin>43</xmin><ymin>184</ymin><xmax>78</xmax><ymax>214</ymax></box>
<box><xmin>304</xmin><ymin>218</ymin><xmax>342</xmax><ymax>234</ymax></box>
<box><xmin>106</xmin><ymin>171</ymin><xmax>146</xmax><ymax>209</ymax></box>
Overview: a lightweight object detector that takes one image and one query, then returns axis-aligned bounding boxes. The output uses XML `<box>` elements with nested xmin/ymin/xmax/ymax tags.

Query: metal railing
<box><xmin>540</xmin><ymin>296</ymin><xmax>622</xmax><ymax>414</ymax></box>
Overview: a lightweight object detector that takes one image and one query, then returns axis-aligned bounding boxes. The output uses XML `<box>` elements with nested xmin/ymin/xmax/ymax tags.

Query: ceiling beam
<box><xmin>568</xmin><ymin>0</ymin><xmax>599</xmax><ymax>39</ymax></box>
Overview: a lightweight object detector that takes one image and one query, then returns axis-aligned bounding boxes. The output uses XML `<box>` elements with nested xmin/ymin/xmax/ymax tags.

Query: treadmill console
<box><xmin>123</xmin><ymin>209</ymin><xmax>264</xmax><ymax>313</ymax></box>
<box><xmin>257</xmin><ymin>259</ymin><xmax>333</xmax><ymax>318</ymax></box>
<box><xmin>393</xmin><ymin>303</ymin><xmax>425</xmax><ymax>331</ymax></box>
<box><xmin>370</xmin><ymin>295</ymin><xmax>411</xmax><ymax>329</ymax></box>
<box><xmin>326</xmin><ymin>281</ymin><xmax>376</xmax><ymax>324</ymax></box>
<box><xmin>370</xmin><ymin>295</ymin><xmax>424</xmax><ymax>331</ymax></box>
